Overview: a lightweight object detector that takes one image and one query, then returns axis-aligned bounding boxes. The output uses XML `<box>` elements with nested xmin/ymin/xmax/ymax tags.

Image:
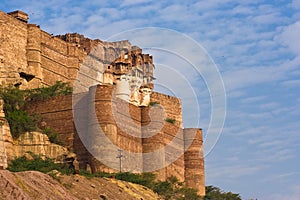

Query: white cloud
<box><xmin>258</xmin><ymin>102</ymin><xmax>280</xmax><ymax>110</ymax></box>
<box><xmin>207</xmin><ymin>163</ymin><xmax>266</xmax><ymax>179</ymax></box>
<box><xmin>222</xmin><ymin>66</ymin><xmax>284</xmax><ymax>92</ymax></box>
<box><xmin>291</xmin><ymin>0</ymin><xmax>300</xmax><ymax>10</ymax></box>
<box><xmin>282</xmin><ymin>79</ymin><xmax>300</xmax><ymax>87</ymax></box>
<box><xmin>277</xmin><ymin>21</ymin><xmax>300</xmax><ymax>55</ymax></box>
<box><xmin>121</xmin><ymin>0</ymin><xmax>152</xmax><ymax>7</ymax></box>
<box><xmin>241</xmin><ymin>96</ymin><xmax>266</xmax><ymax>104</ymax></box>
<box><xmin>232</xmin><ymin>5</ymin><xmax>254</xmax><ymax>15</ymax></box>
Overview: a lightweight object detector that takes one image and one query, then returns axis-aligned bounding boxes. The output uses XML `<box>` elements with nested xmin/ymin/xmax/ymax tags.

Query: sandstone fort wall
<box><xmin>0</xmin><ymin>11</ymin><xmax>28</xmax><ymax>87</ymax></box>
<box><xmin>27</xmin><ymin>85</ymin><xmax>204</xmax><ymax>195</ymax></box>
<box><xmin>0</xmin><ymin>10</ymin><xmax>205</xmax><ymax>195</ymax></box>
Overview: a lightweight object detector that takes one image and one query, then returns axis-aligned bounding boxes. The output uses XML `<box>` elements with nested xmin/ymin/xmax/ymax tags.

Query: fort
<box><xmin>0</xmin><ymin>10</ymin><xmax>205</xmax><ymax>195</ymax></box>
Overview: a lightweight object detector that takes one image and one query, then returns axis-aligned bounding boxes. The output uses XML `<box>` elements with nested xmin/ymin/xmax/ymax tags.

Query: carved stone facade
<box><xmin>0</xmin><ymin>10</ymin><xmax>205</xmax><ymax>196</ymax></box>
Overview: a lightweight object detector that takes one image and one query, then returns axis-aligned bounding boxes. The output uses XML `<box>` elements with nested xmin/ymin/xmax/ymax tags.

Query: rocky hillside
<box><xmin>0</xmin><ymin>170</ymin><xmax>160</xmax><ymax>200</ymax></box>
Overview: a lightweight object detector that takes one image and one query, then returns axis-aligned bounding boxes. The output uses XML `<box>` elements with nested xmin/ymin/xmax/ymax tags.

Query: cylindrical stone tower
<box><xmin>26</xmin><ymin>24</ymin><xmax>42</xmax><ymax>88</ymax></box>
<box><xmin>115</xmin><ymin>75</ymin><xmax>130</xmax><ymax>102</ymax></box>
<box><xmin>183</xmin><ymin>128</ymin><xmax>205</xmax><ymax>196</ymax></box>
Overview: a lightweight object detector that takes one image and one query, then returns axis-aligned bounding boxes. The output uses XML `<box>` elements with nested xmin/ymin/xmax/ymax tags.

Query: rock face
<box><xmin>0</xmin><ymin>116</ymin><xmax>12</xmax><ymax>169</ymax></box>
<box><xmin>13</xmin><ymin>132</ymin><xmax>71</xmax><ymax>162</ymax></box>
<box><xmin>0</xmin><ymin>170</ymin><xmax>77</xmax><ymax>200</ymax></box>
<box><xmin>0</xmin><ymin>170</ymin><xmax>160</xmax><ymax>200</ymax></box>
<box><xmin>0</xmin><ymin>117</ymin><xmax>73</xmax><ymax>167</ymax></box>
<box><xmin>0</xmin><ymin>96</ymin><xmax>74</xmax><ymax>167</ymax></box>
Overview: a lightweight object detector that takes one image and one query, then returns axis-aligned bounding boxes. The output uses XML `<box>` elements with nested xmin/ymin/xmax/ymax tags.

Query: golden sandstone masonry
<box><xmin>0</xmin><ymin>10</ymin><xmax>205</xmax><ymax>195</ymax></box>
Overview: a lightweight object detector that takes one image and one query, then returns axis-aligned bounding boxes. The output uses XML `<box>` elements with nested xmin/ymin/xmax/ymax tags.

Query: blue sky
<box><xmin>1</xmin><ymin>0</ymin><xmax>299</xmax><ymax>199</ymax></box>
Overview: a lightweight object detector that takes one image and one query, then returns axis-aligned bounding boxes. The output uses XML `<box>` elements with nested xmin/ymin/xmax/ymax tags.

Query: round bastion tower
<box><xmin>115</xmin><ymin>74</ymin><xmax>131</xmax><ymax>102</ymax></box>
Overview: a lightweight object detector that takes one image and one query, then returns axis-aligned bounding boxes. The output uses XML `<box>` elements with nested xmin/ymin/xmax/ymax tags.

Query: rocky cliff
<box><xmin>0</xmin><ymin>117</ymin><xmax>74</xmax><ymax>168</ymax></box>
<box><xmin>0</xmin><ymin>170</ymin><xmax>159</xmax><ymax>200</ymax></box>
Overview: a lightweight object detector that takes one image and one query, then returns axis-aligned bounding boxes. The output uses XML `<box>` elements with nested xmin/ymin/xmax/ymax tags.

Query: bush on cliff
<box><xmin>26</xmin><ymin>81</ymin><xmax>72</xmax><ymax>102</ymax></box>
<box><xmin>7</xmin><ymin>154</ymin><xmax>241</xmax><ymax>200</ymax></box>
<box><xmin>76</xmin><ymin>171</ymin><xmax>200</xmax><ymax>199</ymax></box>
<box><xmin>7</xmin><ymin>154</ymin><xmax>74</xmax><ymax>174</ymax></box>
<box><xmin>0</xmin><ymin>85</ymin><xmax>37</xmax><ymax>138</ymax></box>
<box><xmin>115</xmin><ymin>172</ymin><xmax>156</xmax><ymax>188</ymax></box>
<box><xmin>0</xmin><ymin>81</ymin><xmax>72</xmax><ymax>140</ymax></box>
<box><xmin>152</xmin><ymin>176</ymin><xmax>200</xmax><ymax>200</ymax></box>
<box><xmin>165</xmin><ymin>118</ymin><xmax>176</xmax><ymax>124</ymax></box>
<box><xmin>78</xmin><ymin>170</ymin><xmax>112</xmax><ymax>178</ymax></box>
<box><xmin>5</xmin><ymin>110</ymin><xmax>37</xmax><ymax>138</ymax></box>
<box><xmin>42</xmin><ymin>127</ymin><xmax>62</xmax><ymax>145</ymax></box>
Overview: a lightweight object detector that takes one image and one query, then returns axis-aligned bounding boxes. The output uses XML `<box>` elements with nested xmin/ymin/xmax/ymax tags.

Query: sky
<box><xmin>1</xmin><ymin>1</ymin><xmax>299</xmax><ymax>199</ymax></box>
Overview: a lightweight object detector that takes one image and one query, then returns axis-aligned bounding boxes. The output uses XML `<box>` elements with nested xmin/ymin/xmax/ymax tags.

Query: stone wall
<box><xmin>150</xmin><ymin>92</ymin><xmax>183</xmax><ymax>128</ymax></box>
<box><xmin>27</xmin><ymin>94</ymin><xmax>90</xmax><ymax>170</ymax></box>
<box><xmin>1</xmin><ymin>10</ymin><xmax>155</xmax><ymax>108</ymax></box>
<box><xmin>0</xmin><ymin>10</ymin><xmax>81</xmax><ymax>89</ymax></box>
<box><xmin>86</xmin><ymin>85</ymin><xmax>144</xmax><ymax>173</ymax></box>
<box><xmin>0</xmin><ymin>9</ymin><xmax>205</xmax><ymax>196</ymax></box>
<box><xmin>27</xmin><ymin>85</ymin><xmax>205</xmax><ymax>195</ymax></box>
<box><xmin>0</xmin><ymin>10</ymin><xmax>143</xmax><ymax>90</ymax></box>
<box><xmin>184</xmin><ymin>128</ymin><xmax>205</xmax><ymax>196</ymax></box>
<box><xmin>39</xmin><ymin>29</ymin><xmax>87</xmax><ymax>87</ymax></box>
<box><xmin>0</xmin><ymin>118</ymin><xmax>73</xmax><ymax>167</ymax></box>
<box><xmin>0</xmin><ymin>10</ymin><xmax>28</xmax><ymax>87</ymax></box>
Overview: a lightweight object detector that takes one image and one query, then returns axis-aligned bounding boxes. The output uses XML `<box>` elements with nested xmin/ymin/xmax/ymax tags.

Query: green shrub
<box><xmin>78</xmin><ymin>170</ymin><xmax>112</xmax><ymax>178</ymax></box>
<box><xmin>27</xmin><ymin>81</ymin><xmax>72</xmax><ymax>103</ymax></box>
<box><xmin>97</xmin><ymin>172</ymin><xmax>200</xmax><ymax>199</ymax></box>
<box><xmin>153</xmin><ymin>176</ymin><xmax>201</xmax><ymax>200</ymax></box>
<box><xmin>167</xmin><ymin>176</ymin><xmax>179</xmax><ymax>184</ymax></box>
<box><xmin>115</xmin><ymin>172</ymin><xmax>156</xmax><ymax>188</ymax></box>
<box><xmin>0</xmin><ymin>81</ymin><xmax>72</xmax><ymax>140</ymax></box>
<box><xmin>0</xmin><ymin>85</ymin><xmax>26</xmax><ymax>113</ymax></box>
<box><xmin>203</xmin><ymin>185</ymin><xmax>241</xmax><ymax>200</ymax></box>
<box><xmin>5</xmin><ymin>110</ymin><xmax>37</xmax><ymax>138</ymax></box>
<box><xmin>177</xmin><ymin>187</ymin><xmax>200</xmax><ymax>200</ymax></box>
<box><xmin>42</xmin><ymin>127</ymin><xmax>62</xmax><ymax>145</ymax></box>
<box><xmin>7</xmin><ymin>154</ymin><xmax>74</xmax><ymax>175</ymax></box>
<box><xmin>165</xmin><ymin>118</ymin><xmax>176</xmax><ymax>124</ymax></box>
<box><xmin>153</xmin><ymin>181</ymin><xmax>173</xmax><ymax>197</ymax></box>
<box><xmin>149</xmin><ymin>101</ymin><xmax>160</xmax><ymax>106</ymax></box>
<box><xmin>8</xmin><ymin>155</ymin><xmax>202</xmax><ymax>200</ymax></box>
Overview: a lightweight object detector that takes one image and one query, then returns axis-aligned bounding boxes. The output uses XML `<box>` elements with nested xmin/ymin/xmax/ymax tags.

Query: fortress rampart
<box><xmin>0</xmin><ymin>10</ymin><xmax>205</xmax><ymax>195</ymax></box>
<box><xmin>27</xmin><ymin>85</ymin><xmax>205</xmax><ymax>195</ymax></box>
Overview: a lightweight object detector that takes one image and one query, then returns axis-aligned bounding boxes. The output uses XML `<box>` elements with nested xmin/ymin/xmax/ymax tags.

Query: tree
<box><xmin>203</xmin><ymin>185</ymin><xmax>242</xmax><ymax>200</ymax></box>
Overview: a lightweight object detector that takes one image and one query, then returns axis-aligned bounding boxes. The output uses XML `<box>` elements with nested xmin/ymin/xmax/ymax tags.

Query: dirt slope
<box><xmin>0</xmin><ymin>170</ymin><xmax>159</xmax><ymax>200</ymax></box>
